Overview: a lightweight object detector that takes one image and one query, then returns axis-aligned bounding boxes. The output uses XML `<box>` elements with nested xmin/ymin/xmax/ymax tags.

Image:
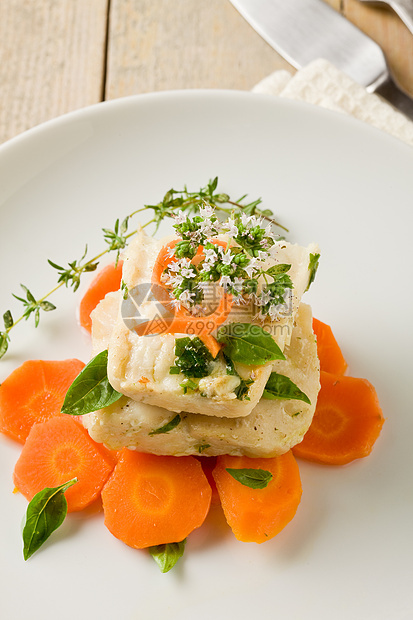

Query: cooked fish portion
<box><xmin>100</xmin><ymin>230</ymin><xmax>318</xmax><ymax>418</ymax></box>
<box><xmin>83</xmin><ymin>303</ymin><xmax>320</xmax><ymax>457</ymax></box>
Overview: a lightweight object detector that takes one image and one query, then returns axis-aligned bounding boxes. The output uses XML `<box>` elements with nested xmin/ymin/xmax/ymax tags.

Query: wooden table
<box><xmin>1</xmin><ymin>0</ymin><xmax>412</xmax><ymax>145</ymax></box>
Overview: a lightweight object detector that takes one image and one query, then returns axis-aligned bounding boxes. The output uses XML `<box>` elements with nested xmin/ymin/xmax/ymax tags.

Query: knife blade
<box><xmin>229</xmin><ymin>0</ymin><xmax>413</xmax><ymax>120</ymax></box>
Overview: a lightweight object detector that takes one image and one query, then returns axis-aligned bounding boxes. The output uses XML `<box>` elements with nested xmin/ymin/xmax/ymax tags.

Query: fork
<box><xmin>359</xmin><ymin>0</ymin><xmax>413</xmax><ymax>35</ymax></box>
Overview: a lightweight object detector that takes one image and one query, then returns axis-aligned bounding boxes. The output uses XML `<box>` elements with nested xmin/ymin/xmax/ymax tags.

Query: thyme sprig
<box><xmin>0</xmin><ymin>177</ymin><xmax>286</xmax><ymax>360</ymax></box>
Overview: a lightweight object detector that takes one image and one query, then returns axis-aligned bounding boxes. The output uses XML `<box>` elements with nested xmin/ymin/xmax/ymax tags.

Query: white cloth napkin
<box><xmin>253</xmin><ymin>59</ymin><xmax>413</xmax><ymax>147</ymax></box>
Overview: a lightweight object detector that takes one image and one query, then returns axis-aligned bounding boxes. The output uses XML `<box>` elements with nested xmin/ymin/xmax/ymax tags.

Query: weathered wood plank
<box><xmin>0</xmin><ymin>0</ymin><xmax>108</xmax><ymax>144</ymax></box>
<box><xmin>342</xmin><ymin>0</ymin><xmax>413</xmax><ymax>95</ymax></box>
<box><xmin>105</xmin><ymin>0</ymin><xmax>292</xmax><ymax>99</ymax></box>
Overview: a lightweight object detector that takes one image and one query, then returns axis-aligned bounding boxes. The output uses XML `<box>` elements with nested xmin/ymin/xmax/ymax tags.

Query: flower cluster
<box><xmin>163</xmin><ymin>203</ymin><xmax>293</xmax><ymax>319</ymax></box>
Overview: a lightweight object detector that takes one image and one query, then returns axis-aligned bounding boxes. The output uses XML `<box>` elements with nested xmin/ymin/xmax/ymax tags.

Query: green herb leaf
<box><xmin>149</xmin><ymin>414</ymin><xmax>181</xmax><ymax>436</ymax></box>
<box><xmin>39</xmin><ymin>301</ymin><xmax>56</xmax><ymax>312</ymax></box>
<box><xmin>197</xmin><ymin>442</ymin><xmax>211</xmax><ymax>453</ymax></box>
<box><xmin>61</xmin><ymin>350</ymin><xmax>122</xmax><ymax>415</ymax></box>
<box><xmin>306</xmin><ymin>253</ymin><xmax>320</xmax><ymax>291</ymax></box>
<box><xmin>263</xmin><ymin>372</ymin><xmax>311</xmax><ymax>404</ymax></box>
<box><xmin>217</xmin><ymin>323</ymin><xmax>285</xmax><ymax>365</ymax></box>
<box><xmin>234</xmin><ymin>377</ymin><xmax>253</xmax><ymax>401</ymax></box>
<box><xmin>149</xmin><ymin>540</ymin><xmax>186</xmax><ymax>573</ymax></box>
<box><xmin>22</xmin><ymin>478</ymin><xmax>77</xmax><ymax>560</ymax></box>
<box><xmin>0</xmin><ymin>331</ymin><xmax>9</xmax><ymax>359</ymax></box>
<box><xmin>265</xmin><ymin>264</ymin><xmax>291</xmax><ymax>278</ymax></box>
<box><xmin>174</xmin><ymin>336</ymin><xmax>214</xmax><ymax>378</ymax></box>
<box><xmin>226</xmin><ymin>468</ymin><xmax>273</xmax><ymax>490</ymax></box>
<box><xmin>3</xmin><ymin>310</ymin><xmax>13</xmax><ymax>329</ymax></box>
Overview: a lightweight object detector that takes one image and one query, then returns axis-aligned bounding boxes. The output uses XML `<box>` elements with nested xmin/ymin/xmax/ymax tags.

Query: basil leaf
<box><xmin>265</xmin><ymin>263</ymin><xmax>291</xmax><ymax>278</ymax></box>
<box><xmin>61</xmin><ymin>349</ymin><xmax>122</xmax><ymax>415</ymax></box>
<box><xmin>22</xmin><ymin>478</ymin><xmax>77</xmax><ymax>560</ymax></box>
<box><xmin>217</xmin><ymin>323</ymin><xmax>285</xmax><ymax>365</ymax></box>
<box><xmin>226</xmin><ymin>468</ymin><xmax>273</xmax><ymax>490</ymax></box>
<box><xmin>149</xmin><ymin>540</ymin><xmax>186</xmax><ymax>573</ymax></box>
<box><xmin>306</xmin><ymin>253</ymin><xmax>320</xmax><ymax>291</ymax></box>
<box><xmin>149</xmin><ymin>414</ymin><xmax>181</xmax><ymax>436</ymax></box>
<box><xmin>263</xmin><ymin>372</ymin><xmax>311</xmax><ymax>404</ymax></box>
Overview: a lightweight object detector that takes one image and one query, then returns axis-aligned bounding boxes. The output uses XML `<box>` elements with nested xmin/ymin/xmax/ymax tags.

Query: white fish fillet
<box><xmin>101</xmin><ymin>230</ymin><xmax>318</xmax><ymax>418</ymax></box>
<box><xmin>83</xmin><ymin>303</ymin><xmax>320</xmax><ymax>457</ymax></box>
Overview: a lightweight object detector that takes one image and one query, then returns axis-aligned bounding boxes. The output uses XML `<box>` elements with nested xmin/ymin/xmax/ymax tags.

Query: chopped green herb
<box><xmin>197</xmin><ymin>443</ymin><xmax>211</xmax><ymax>453</ymax></box>
<box><xmin>226</xmin><ymin>468</ymin><xmax>273</xmax><ymax>490</ymax></box>
<box><xmin>173</xmin><ymin>336</ymin><xmax>214</xmax><ymax>378</ymax></box>
<box><xmin>180</xmin><ymin>378</ymin><xmax>198</xmax><ymax>394</ymax></box>
<box><xmin>149</xmin><ymin>414</ymin><xmax>181</xmax><ymax>436</ymax></box>
<box><xmin>234</xmin><ymin>378</ymin><xmax>253</xmax><ymax>401</ymax></box>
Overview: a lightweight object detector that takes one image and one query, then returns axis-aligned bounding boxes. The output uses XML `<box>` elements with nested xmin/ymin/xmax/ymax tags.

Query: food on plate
<box><xmin>0</xmin><ymin>358</ymin><xmax>85</xmax><ymax>443</ymax></box>
<box><xmin>0</xmin><ymin>179</ymin><xmax>384</xmax><ymax>570</ymax></box>
<box><xmin>102</xmin><ymin>450</ymin><xmax>212</xmax><ymax>549</ymax></box>
<box><xmin>83</xmin><ymin>303</ymin><xmax>319</xmax><ymax>457</ymax></box>
<box><xmin>292</xmin><ymin>371</ymin><xmax>384</xmax><ymax>465</ymax></box>
<box><xmin>213</xmin><ymin>452</ymin><xmax>302</xmax><ymax>543</ymax></box>
<box><xmin>13</xmin><ymin>416</ymin><xmax>115</xmax><ymax>512</ymax></box>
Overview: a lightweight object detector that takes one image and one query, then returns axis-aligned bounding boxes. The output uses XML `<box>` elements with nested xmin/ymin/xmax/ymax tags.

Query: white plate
<box><xmin>0</xmin><ymin>91</ymin><xmax>412</xmax><ymax>620</ymax></box>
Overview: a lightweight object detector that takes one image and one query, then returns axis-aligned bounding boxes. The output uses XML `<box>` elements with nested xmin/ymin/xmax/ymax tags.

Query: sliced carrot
<box><xmin>212</xmin><ymin>452</ymin><xmax>302</xmax><ymax>543</ymax></box>
<box><xmin>101</xmin><ymin>450</ymin><xmax>212</xmax><ymax>549</ymax></box>
<box><xmin>13</xmin><ymin>416</ymin><xmax>115</xmax><ymax>512</ymax></box>
<box><xmin>293</xmin><ymin>371</ymin><xmax>384</xmax><ymax>465</ymax></box>
<box><xmin>79</xmin><ymin>261</ymin><xmax>123</xmax><ymax>333</ymax></box>
<box><xmin>197</xmin><ymin>456</ymin><xmax>220</xmax><ymax>505</ymax></box>
<box><xmin>313</xmin><ymin>318</ymin><xmax>348</xmax><ymax>375</ymax></box>
<box><xmin>0</xmin><ymin>358</ymin><xmax>85</xmax><ymax>443</ymax></box>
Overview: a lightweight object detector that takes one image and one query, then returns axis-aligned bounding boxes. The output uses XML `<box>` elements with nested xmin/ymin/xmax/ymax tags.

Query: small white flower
<box><xmin>220</xmin><ymin>249</ymin><xmax>233</xmax><ymax>265</ymax></box>
<box><xmin>169</xmin><ymin>296</ymin><xmax>182</xmax><ymax>311</ymax></box>
<box><xmin>177</xmin><ymin>257</ymin><xmax>193</xmax><ymax>269</ymax></box>
<box><xmin>222</xmin><ymin>218</ymin><xmax>239</xmax><ymax>237</ymax></box>
<box><xmin>174</xmin><ymin>210</ymin><xmax>187</xmax><ymax>225</ymax></box>
<box><xmin>179</xmin><ymin>289</ymin><xmax>195</xmax><ymax>304</ymax></box>
<box><xmin>258</xmin><ymin>290</ymin><xmax>272</xmax><ymax>306</ymax></box>
<box><xmin>167</xmin><ymin>261</ymin><xmax>181</xmax><ymax>273</ymax></box>
<box><xmin>203</xmin><ymin>248</ymin><xmax>218</xmax><ymax>263</ymax></box>
<box><xmin>200</xmin><ymin>262</ymin><xmax>212</xmax><ymax>274</ymax></box>
<box><xmin>199</xmin><ymin>203</ymin><xmax>215</xmax><ymax>219</ymax></box>
<box><xmin>166</xmin><ymin>245</ymin><xmax>177</xmax><ymax>258</ymax></box>
<box><xmin>257</xmin><ymin>250</ymin><xmax>269</xmax><ymax>262</ymax></box>
<box><xmin>164</xmin><ymin>274</ymin><xmax>184</xmax><ymax>288</ymax></box>
<box><xmin>180</xmin><ymin>268</ymin><xmax>196</xmax><ymax>279</ymax></box>
<box><xmin>268</xmin><ymin>304</ymin><xmax>280</xmax><ymax>319</ymax></box>
<box><xmin>241</xmin><ymin>212</ymin><xmax>251</xmax><ymax>228</ymax></box>
<box><xmin>243</xmin><ymin>257</ymin><xmax>259</xmax><ymax>278</ymax></box>
<box><xmin>220</xmin><ymin>275</ymin><xmax>232</xmax><ymax>289</ymax></box>
<box><xmin>232</xmin><ymin>277</ymin><xmax>244</xmax><ymax>294</ymax></box>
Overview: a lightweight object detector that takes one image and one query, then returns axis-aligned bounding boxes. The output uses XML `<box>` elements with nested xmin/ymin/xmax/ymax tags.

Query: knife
<box><xmin>229</xmin><ymin>0</ymin><xmax>413</xmax><ymax>120</ymax></box>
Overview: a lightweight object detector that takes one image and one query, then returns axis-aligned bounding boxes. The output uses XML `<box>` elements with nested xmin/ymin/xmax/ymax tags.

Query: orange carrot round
<box><xmin>212</xmin><ymin>452</ymin><xmax>302</xmax><ymax>543</ymax></box>
<box><xmin>0</xmin><ymin>358</ymin><xmax>85</xmax><ymax>443</ymax></box>
<box><xmin>13</xmin><ymin>416</ymin><xmax>115</xmax><ymax>512</ymax></box>
<box><xmin>102</xmin><ymin>450</ymin><xmax>212</xmax><ymax>549</ymax></box>
<box><xmin>312</xmin><ymin>318</ymin><xmax>348</xmax><ymax>375</ymax></box>
<box><xmin>293</xmin><ymin>371</ymin><xmax>384</xmax><ymax>465</ymax></box>
<box><xmin>79</xmin><ymin>261</ymin><xmax>123</xmax><ymax>333</ymax></box>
